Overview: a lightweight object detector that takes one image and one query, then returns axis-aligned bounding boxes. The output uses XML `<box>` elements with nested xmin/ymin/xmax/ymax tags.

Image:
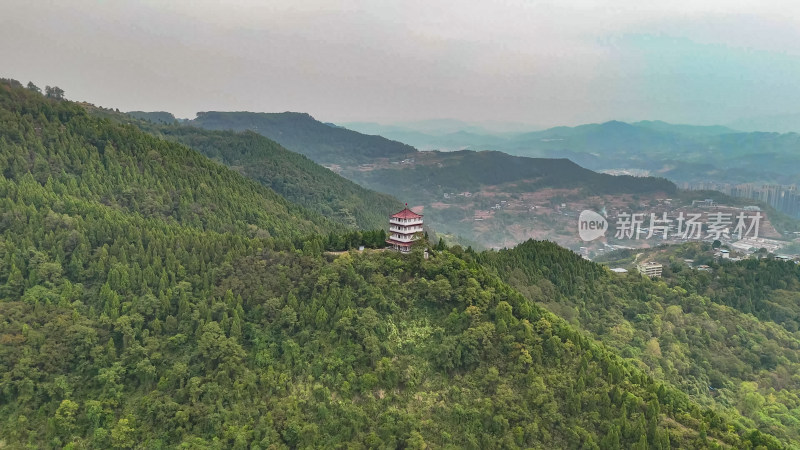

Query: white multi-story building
<box><xmin>386</xmin><ymin>206</ymin><xmax>423</xmax><ymax>253</ymax></box>
<box><xmin>637</xmin><ymin>261</ymin><xmax>663</xmax><ymax>278</ymax></box>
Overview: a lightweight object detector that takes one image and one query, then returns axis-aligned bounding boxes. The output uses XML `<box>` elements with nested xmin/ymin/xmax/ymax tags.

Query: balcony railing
<box><xmin>390</xmin><ymin>234</ymin><xmax>416</xmax><ymax>243</ymax></box>
<box><xmin>390</xmin><ymin>217</ymin><xmax>423</xmax><ymax>226</ymax></box>
<box><xmin>390</xmin><ymin>226</ymin><xmax>423</xmax><ymax>234</ymax></box>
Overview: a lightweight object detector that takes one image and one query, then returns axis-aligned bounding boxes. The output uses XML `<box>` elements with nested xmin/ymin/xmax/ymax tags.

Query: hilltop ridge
<box><xmin>0</xmin><ymin>77</ymin><xmax>787</xmax><ymax>448</ymax></box>
<box><xmin>191</xmin><ymin>111</ymin><xmax>416</xmax><ymax>165</ymax></box>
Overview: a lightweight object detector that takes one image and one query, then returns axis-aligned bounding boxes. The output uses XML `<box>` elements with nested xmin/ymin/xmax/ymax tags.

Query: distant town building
<box><xmin>730</xmin><ymin>237</ymin><xmax>785</xmax><ymax>253</ymax></box>
<box><xmin>692</xmin><ymin>198</ymin><xmax>716</xmax><ymax>208</ymax></box>
<box><xmin>684</xmin><ymin>182</ymin><xmax>800</xmax><ymax>218</ymax></box>
<box><xmin>610</xmin><ymin>268</ymin><xmax>628</xmax><ymax>273</ymax></box>
<box><xmin>637</xmin><ymin>261</ymin><xmax>663</xmax><ymax>278</ymax></box>
<box><xmin>386</xmin><ymin>205</ymin><xmax>423</xmax><ymax>253</ymax></box>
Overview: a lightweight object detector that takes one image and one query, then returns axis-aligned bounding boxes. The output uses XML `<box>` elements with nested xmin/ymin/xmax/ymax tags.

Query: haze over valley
<box><xmin>3</xmin><ymin>1</ymin><xmax>800</xmax><ymax>448</ymax></box>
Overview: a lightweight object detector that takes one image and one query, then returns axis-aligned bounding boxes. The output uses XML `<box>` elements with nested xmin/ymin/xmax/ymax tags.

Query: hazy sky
<box><xmin>4</xmin><ymin>0</ymin><xmax>800</xmax><ymax>127</ymax></box>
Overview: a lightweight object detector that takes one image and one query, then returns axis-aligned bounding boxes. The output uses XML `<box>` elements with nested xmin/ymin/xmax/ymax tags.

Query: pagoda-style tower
<box><xmin>386</xmin><ymin>205</ymin><xmax>423</xmax><ymax>252</ymax></box>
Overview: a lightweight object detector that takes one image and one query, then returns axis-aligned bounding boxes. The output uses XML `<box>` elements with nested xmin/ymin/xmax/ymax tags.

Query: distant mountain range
<box><xmin>181</xmin><ymin>110</ymin><xmax>683</xmax><ymax>248</ymax></box>
<box><xmin>134</xmin><ymin>111</ymin><xmax>800</xmax><ymax>188</ymax></box>
<box><xmin>127</xmin><ymin>109</ymin><xmax>800</xmax><ymax>246</ymax></box>
<box><xmin>344</xmin><ymin>119</ymin><xmax>800</xmax><ymax>185</ymax></box>
<box><xmin>186</xmin><ymin>111</ymin><xmax>672</xmax><ymax>191</ymax></box>
<box><xmin>342</xmin><ymin>119</ymin><xmax>740</xmax><ymax>151</ymax></box>
<box><xmin>727</xmin><ymin>112</ymin><xmax>800</xmax><ymax>133</ymax></box>
<box><xmin>341</xmin><ymin>121</ymin><xmax>516</xmax><ymax>151</ymax></box>
<box><xmin>184</xmin><ymin>111</ymin><xmax>674</xmax><ymax>196</ymax></box>
<box><xmin>190</xmin><ymin>111</ymin><xmax>416</xmax><ymax>165</ymax></box>
<box><xmin>181</xmin><ymin>110</ymin><xmax>800</xmax><ymax>247</ymax></box>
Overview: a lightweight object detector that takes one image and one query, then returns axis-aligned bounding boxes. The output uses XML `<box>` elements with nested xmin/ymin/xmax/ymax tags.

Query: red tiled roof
<box><xmin>391</xmin><ymin>207</ymin><xmax>423</xmax><ymax>219</ymax></box>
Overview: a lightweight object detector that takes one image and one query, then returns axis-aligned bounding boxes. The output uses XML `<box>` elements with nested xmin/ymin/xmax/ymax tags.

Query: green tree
<box><xmin>111</xmin><ymin>418</ymin><xmax>135</xmax><ymax>449</ymax></box>
<box><xmin>54</xmin><ymin>399</ymin><xmax>79</xmax><ymax>438</ymax></box>
<box><xmin>44</xmin><ymin>85</ymin><xmax>65</xmax><ymax>99</ymax></box>
<box><xmin>3</xmin><ymin>263</ymin><xmax>24</xmax><ymax>298</ymax></box>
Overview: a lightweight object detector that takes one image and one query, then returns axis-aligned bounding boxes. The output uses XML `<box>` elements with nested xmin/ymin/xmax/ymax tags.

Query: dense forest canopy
<box><xmin>0</xmin><ymin>80</ymin><xmax>334</xmax><ymax>241</ymax></box>
<box><xmin>481</xmin><ymin>240</ymin><xmax>800</xmax><ymax>446</ymax></box>
<box><xmin>143</xmin><ymin>125</ymin><xmax>403</xmax><ymax>231</ymax></box>
<box><xmin>0</xmin><ymin>78</ymin><xmax>791</xmax><ymax>448</ymax></box>
<box><xmin>80</xmin><ymin>107</ymin><xmax>404</xmax><ymax>231</ymax></box>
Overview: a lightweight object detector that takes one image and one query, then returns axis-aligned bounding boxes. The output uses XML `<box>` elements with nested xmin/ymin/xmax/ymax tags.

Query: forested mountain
<box><xmin>190</xmin><ymin>111</ymin><xmax>416</xmax><ymax>165</ymax></box>
<box><xmin>126</xmin><ymin>111</ymin><xmax>177</xmax><ymax>124</ymax></box>
<box><xmin>481</xmin><ymin>240</ymin><xmax>800</xmax><ymax>447</ymax></box>
<box><xmin>83</xmin><ymin>107</ymin><xmax>403</xmax><ymax>231</ymax></box>
<box><xmin>187</xmin><ymin>109</ymin><xmax>679</xmax><ymax>249</ymax></box>
<box><xmin>188</xmin><ymin>111</ymin><xmax>676</xmax><ymax>197</ymax></box>
<box><xmin>0</xmin><ymin>78</ymin><xmax>786</xmax><ymax>448</ymax></box>
<box><xmin>351</xmin><ymin>150</ymin><xmax>676</xmax><ymax>204</ymax></box>
<box><xmin>144</xmin><ymin>126</ymin><xmax>403</xmax><ymax>230</ymax></box>
<box><xmin>0</xmin><ymin>80</ymin><xmax>332</xmax><ymax>241</ymax></box>
<box><xmin>346</xmin><ymin>118</ymin><xmax>800</xmax><ymax>186</ymax></box>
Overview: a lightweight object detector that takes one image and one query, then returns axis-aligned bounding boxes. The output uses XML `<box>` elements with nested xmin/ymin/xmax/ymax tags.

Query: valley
<box><xmin>2</xmin><ymin>79</ymin><xmax>798</xmax><ymax>449</ymax></box>
<box><xmin>5</xmin><ymin>79</ymin><xmax>787</xmax><ymax>448</ymax></box>
<box><xmin>347</xmin><ymin>120</ymin><xmax>800</xmax><ymax>219</ymax></box>
<box><xmin>186</xmin><ymin>111</ymin><xmax>800</xmax><ymax>254</ymax></box>
<box><xmin>6</xmin><ymin>2</ymin><xmax>800</xmax><ymax>449</ymax></box>
<box><xmin>349</xmin><ymin>160</ymin><xmax>796</xmax><ymax>255</ymax></box>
